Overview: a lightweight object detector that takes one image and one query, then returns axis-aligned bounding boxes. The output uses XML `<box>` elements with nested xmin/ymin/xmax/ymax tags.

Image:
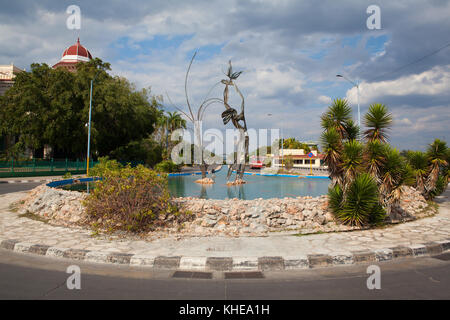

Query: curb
<box><xmin>1</xmin><ymin>238</ymin><xmax>449</xmax><ymax>271</ymax></box>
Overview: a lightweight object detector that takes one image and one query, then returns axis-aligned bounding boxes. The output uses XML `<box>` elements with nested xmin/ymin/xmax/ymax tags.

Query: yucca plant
<box><xmin>364</xmin><ymin>103</ymin><xmax>393</xmax><ymax>143</ymax></box>
<box><xmin>429</xmin><ymin>175</ymin><xmax>447</xmax><ymax>198</ymax></box>
<box><xmin>328</xmin><ymin>184</ymin><xmax>344</xmax><ymax>214</ymax></box>
<box><xmin>425</xmin><ymin>139</ymin><xmax>448</xmax><ymax>199</ymax></box>
<box><xmin>379</xmin><ymin>146</ymin><xmax>407</xmax><ymax>214</ymax></box>
<box><xmin>343</xmin><ymin>119</ymin><xmax>360</xmax><ymax>141</ymax></box>
<box><xmin>320</xmin><ymin>127</ymin><xmax>343</xmax><ymax>186</ymax></box>
<box><xmin>320</xmin><ymin>98</ymin><xmax>353</xmax><ymax>139</ymax></box>
<box><xmin>337</xmin><ymin>173</ymin><xmax>384</xmax><ymax>226</ymax></box>
<box><xmin>341</xmin><ymin>140</ymin><xmax>364</xmax><ymax>187</ymax></box>
<box><xmin>364</xmin><ymin>140</ymin><xmax>386</xmax><ymax>184</ymax></box>
<box><xmin>406</xmin><ymin>150</ymin><xmax>428</xmax><ymax>194</ymax></box>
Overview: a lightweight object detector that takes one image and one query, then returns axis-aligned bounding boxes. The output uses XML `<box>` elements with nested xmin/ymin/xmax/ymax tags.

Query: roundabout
<box><xmin>0</xmin><ymin>180</ymin><xmax>449</xmax><ymax>272</ymax></box>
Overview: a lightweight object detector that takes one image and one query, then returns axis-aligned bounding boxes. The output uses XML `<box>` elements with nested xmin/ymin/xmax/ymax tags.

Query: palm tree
<box><xmin>166</xmin><ymin>111</ymin><xmax>186</xmax><ymax>133</ymax></box>
<box><xmin>406</xmin><ymin>151</ymin><xmax>428</xmax><ymax>194</ymax></box>
<box><xmin>363</xmin><ymin>103</ymin><xmax>393</xmax><ymax>143</ymax></box>
<box><xmin>425</xmin><ymin>139</ymin><xmax>448</xmax><ymax>198</ymax></box>
<box><xmin>153</xmin><ymin>110</ymin><xmax>168</xmax><ymax>147</ymax></box>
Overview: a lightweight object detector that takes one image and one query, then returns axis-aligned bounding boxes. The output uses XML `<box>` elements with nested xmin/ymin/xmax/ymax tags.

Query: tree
<box><xmin>341</xmin><ymin>140</ymin><xmax>364</xmax><ymax>188</ymax></box>
<box><xmin>0</xmin><ymin>59</ymin><xmax>160</xmax><ymax>160</ymax></box>
<box><xmin>320</xmin><ymin>99</ymin><xmax>354</xmax><ymax>186</ymax></box>
<box><xmin>364</xmin><ymin>103</ymin><xmax>393</xmax><ymax>143</ymax></box>
<box><xmin>278</xmin><ymin>137</ymin><xmax>312</xmax><ymax>153</ymax></box>
<box><xmin>167</xmin><ymin>111</ymin><xmax>187</xmax><ymax>133</ymax></box>
<box><xmin>406</xmin><ymin>151</ymin><xmax>428</xmax><ymax>194</ymax></box>
<box><xmin>320</xmin><ymin>99</ymin><xmax>411</xmax><ymax>223</ymax></box>
<box><xmin>320</xmin><ymin>98</ymin><xmax>353</xmax><ymax>139</ymax></box>
<box><xmin>425</xmin><ymin>139</ymin><xmax>448</xmax><ymax>199</ymax></box>
<box><xmin>320</xmin><ymin>127</ymin><xmax>344</xmax><ymax>186</ymax></box>
<box><xmin>378</xmin><ymin>146</ymin><xmax>409</xmax><ymax>214</ymax></box>
<box><xmin>364</xmin><ymin>140</ymin><xmax>386</xmax><ymax>185</ymax></box>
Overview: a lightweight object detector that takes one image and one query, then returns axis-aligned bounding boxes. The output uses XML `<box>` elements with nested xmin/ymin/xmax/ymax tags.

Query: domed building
<box><xmin>52</xmin><ymin>38</ymin><xmax>92</xmax><ymax>72</ymax></box>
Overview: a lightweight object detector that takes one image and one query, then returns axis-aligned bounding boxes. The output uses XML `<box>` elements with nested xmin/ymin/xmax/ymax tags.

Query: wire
<box><xmin>368</xmin><ymin>40</ymin><xmax>450</xmax><ymax>82</ymax></box>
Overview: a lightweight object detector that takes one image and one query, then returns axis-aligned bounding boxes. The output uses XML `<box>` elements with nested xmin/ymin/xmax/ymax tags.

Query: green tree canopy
<box><xmin>0</xmin><ymin>59</ymin><xmax>160</xmax><ymax>160</ymax></box>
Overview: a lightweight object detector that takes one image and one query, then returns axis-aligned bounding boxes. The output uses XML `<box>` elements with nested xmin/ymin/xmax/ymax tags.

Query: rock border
<box><xmin>1</xmin><ymin>237</ymin><xmax>448</xmax><ymax>271</ymax></box>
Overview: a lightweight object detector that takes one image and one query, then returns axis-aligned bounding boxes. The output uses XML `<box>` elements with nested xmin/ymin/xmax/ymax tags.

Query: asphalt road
<box><xmin>0</xmin><ymin>182</ymin><xmax>42</xmax><ymax>195</ymax></box>
<box><xmin>1</xmin><ymin>180</ymin><xmax>449</xmax><ymax>300</ymax></box>
<box><xmin>0</xmin><ymin>249</ymin><xmax>449</xmax><ymax>300</ymax></box>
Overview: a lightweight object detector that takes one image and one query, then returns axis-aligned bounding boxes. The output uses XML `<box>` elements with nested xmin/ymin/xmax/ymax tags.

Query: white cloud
<box><xmin>318</xmin><ymin>95</ymin><xmax>332</xmax><ymax>104</ymax></box>
<box><xmin>346</xmin><ymin>65</ymin><xmax>450</xmax><ymax>105</ymax></box>
<box><xmin>1</xmin><ymin>0</ymin><xmax>449</xmax><ymax>150</ymax></box>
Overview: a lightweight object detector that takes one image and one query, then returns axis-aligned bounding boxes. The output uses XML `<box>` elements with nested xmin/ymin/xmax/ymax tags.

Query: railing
<box><xmin>0</xmin><ymin>158</ymin><xmax>97</xmax><ymax>178</ymax></box>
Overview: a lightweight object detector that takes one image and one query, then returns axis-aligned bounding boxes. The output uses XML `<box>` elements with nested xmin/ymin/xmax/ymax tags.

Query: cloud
<box><xmin>0</xmin><ymin>0</ymin><xmax>449</xmax><ymax>150</ymax></box>
<box><xmin>318</xmin><ymin>95</ymin><xmax>332</xmax><ymax>104</ymax></box>
<box><xmin>346</xmin><ymin>64</ymin><xmax>450</xmax><ymax>106</ymax></box>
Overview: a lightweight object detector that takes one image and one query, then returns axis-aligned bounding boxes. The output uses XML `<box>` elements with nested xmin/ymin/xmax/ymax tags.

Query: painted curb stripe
<box><xmin>1</xmin><ymin>238</ymin><xmax>449</xmax><ymax>271</ymax></box>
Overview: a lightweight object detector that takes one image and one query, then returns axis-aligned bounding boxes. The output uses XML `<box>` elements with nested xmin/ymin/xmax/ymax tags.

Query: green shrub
<box><xmin>284</xmin><ymin>156</ymin><xmax>294</xmax><ymax>171</ymax></box>
<box><xmin>62</xmin><ymin>172</ymin><xmax>72</xmax><ymax>179</ymax></box>
<box><xmin>328</xmin><ymin>184</ymin><xmax>343</xmax><ymax>214</ymax></box>
<box><xmin>329</xmin><ymin>173</ymin><xmax>386</xmax><ymax>226</ymax></box>
<box><xmin>154</xmin><ymin>160</ymin><xmax>180</xmax><ymax>173</ymax></box>
<box><xmin>88</xmin><ymin>156</ymin><xmax>123</xmax><ymax>177</ymax></box>
<box><xmin>110</xmin><ymin>138</ymin><xmax>163</xmax><ymax>167</ymax></box>
<box><xmin>84</xmin><ymin>164</ymin><xmax>190</xmax><ymax>233</ymax></box>
<box><xmin>429</xmin><ymin>175</ymin><xmax>447</xmax><ymax>198</ymax></box>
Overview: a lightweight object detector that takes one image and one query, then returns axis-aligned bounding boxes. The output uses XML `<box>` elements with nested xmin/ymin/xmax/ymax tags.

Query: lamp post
<box><xmin>86</xmin><ymin>71</ymin><xmax>100</xmax><ymax>177</ymax></box>
<box><xmin>336</xmin><ymin>74</ymin><xmax>360</xmax><ymax>127</ymax></box>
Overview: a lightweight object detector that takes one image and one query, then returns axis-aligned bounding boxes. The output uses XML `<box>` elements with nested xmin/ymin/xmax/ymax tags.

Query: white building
<box><xmin>272</xmin><ymin>149</ymin><xmax>326</xmax><ymax>169</ymax></box>
<box><xmin>0</xmin><ymin>64</ymin><xmax>23</xmax><ymax>96</ymax></box>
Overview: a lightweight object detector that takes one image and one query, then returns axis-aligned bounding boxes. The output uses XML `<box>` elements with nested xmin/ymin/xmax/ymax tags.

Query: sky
<box><xmin>1</xmin><ymin>0</ymin><xmax>449</xmax><ymax>152</ymax></box>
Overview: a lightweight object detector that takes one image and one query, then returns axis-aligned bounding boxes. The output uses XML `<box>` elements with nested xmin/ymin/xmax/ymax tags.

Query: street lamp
<box><xmin>336</xmin><ymin>74</ymin><xmax>360</xmax><ymax>128</ymax></box>
<box><xmin>86</xmin><ymin>71</ymin><xmax>100</xmax><ymax>177</ymax></box>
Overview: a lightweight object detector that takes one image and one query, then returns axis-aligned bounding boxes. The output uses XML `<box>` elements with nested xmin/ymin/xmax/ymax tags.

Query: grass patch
<box><xmin>414</xmin><ymin>200</ymin><xmax>439</xmax><ymax>218</ymax></box>
<box><xmin>18</xmin><ymin>211</ymin><xmax>49</xmax><ymax>224</ymax></box>
<box><xmin>8</xmin><ymin>200</ymin><xmax>24</xmax><ymax>213</ymax></box>
<box><xmin>293</xmin><ymin>230</ymin><xmax>326</xmax><ymax>237</ymax></box>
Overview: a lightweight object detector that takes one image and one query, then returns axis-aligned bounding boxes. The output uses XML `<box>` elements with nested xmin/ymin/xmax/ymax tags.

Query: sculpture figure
<box><xmin>221</xmin><ymin>61</ymin><xmax>249</xmax><ymax>183</ymax></box>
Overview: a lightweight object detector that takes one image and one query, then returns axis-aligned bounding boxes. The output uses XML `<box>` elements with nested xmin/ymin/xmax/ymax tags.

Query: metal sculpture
<box><xmin>221</xmin><ymin>61</ymin><xmax>249</xmax><ymax>183</ymax></box>
<box><xmin>171</xmin><ymin>52</ymin><xmax>223</xmax><ymax>181</ymax></box>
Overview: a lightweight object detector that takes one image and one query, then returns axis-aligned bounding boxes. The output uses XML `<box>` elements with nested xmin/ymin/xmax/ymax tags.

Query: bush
<box><xmin>155</xmin><ymin>160</ymin><xmax>181</xmax><ymax>173</ymax></box>
<box><xmin>430</xmin><ymin>175</ymin><xmax>447</xmax><ymax>198</ymax></box>
<box><xmin>110</xmin><ymin>138</ymin><xmax>163</xmax><ymax>167</ymax></box>
<box><xmin>88</xmin><ymin>156</ymin><xmax>123</xmax><ymax>177</ymax></box>
<box><xmin>329</xmin><ymin>173</ymin><xmax>386</xmax><ymax>226</ymax></box>
<box><xmin>284</xmin><ymin>156</ymin><xmax>294</xmax><ymax>171</ymax></box>
<box><xmin>84</xmin><ymin>164</ymin><xmax>190</xmax><ymax>233</ymax></box>
<box><xmin>62</xmin><ymin>172</ymin><xmax>72</xmax><ymax>179</ymax></box>
<box><xmin>328</xmin><ymin>184</ymin><xmax>343</xmax><ymax>214</ymax></box>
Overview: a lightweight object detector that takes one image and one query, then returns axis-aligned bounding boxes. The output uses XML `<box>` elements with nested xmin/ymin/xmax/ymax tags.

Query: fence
<box><xmin>0</xmin><ymin>159</ymin><xmax>97</xmax><ymax>178</ymax></box>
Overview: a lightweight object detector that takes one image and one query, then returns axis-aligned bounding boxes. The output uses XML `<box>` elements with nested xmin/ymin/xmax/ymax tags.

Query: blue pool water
<box><xmin>168</xmin><ymin>168</ymin><xmax>330</xmax><ymax>200</ymax></box>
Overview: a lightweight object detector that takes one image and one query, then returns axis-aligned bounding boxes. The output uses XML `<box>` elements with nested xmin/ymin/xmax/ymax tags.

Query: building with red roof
<box><xmin>52</xmin><ymin>38</ymin><xmax>92</xmax><ymax>72</ymax></box>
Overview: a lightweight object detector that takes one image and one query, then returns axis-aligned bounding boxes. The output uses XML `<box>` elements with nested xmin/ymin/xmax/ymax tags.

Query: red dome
<box><xmin>61</xmin><ymin>38</ymin><xmax>92</xmax><ymax>61</ymax></box>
